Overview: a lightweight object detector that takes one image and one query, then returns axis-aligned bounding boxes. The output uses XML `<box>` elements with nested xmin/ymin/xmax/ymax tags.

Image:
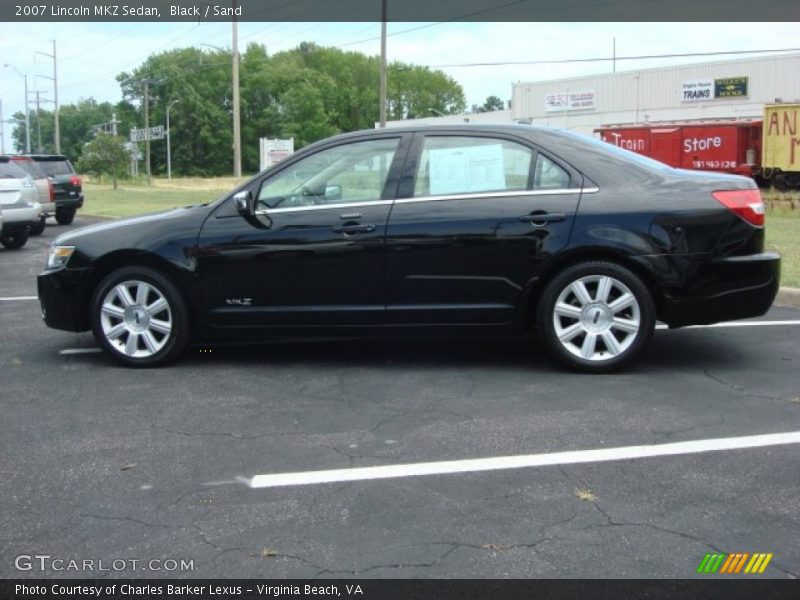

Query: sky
<box><xmin>1</xmin><ymin>21</ymin><xmax>799</xmax><ymax>134</ymax></box>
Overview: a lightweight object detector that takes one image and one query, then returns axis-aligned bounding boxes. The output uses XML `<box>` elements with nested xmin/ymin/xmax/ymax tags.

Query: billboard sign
<box><xmin>544</xmin><ymin>90</ymin><xmax>596</xmax><ymax>112</ymax></box>
<box><xmin>130</xmin><ymin>125</ymin><xmax>165</xmax><ymax>142</ymax></box>
<box><xmin>681</xmin><ymin>80</ymin><xmax>713</xmax><ymax>102</ymax></box>
<box><xmin>714</xmin><ymin>77</ymin><xmax>748</xmax><ymax>98</ymax></box>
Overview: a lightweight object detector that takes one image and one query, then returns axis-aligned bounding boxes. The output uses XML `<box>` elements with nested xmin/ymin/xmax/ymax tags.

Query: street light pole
<box><xmin>0</xmin><ymin>98</ymin><xmax>5</xmax><ymax>154</ymax></box>
<box><xmin>166</xmin><ymin>99</ymin><xmax>179</xmax><ymax>180</ymax></box>
<box><xmin>231</xmin><ymin>0</ymin><xmax>242</xmax><ymax>177</ymax></box>
<box><xmin>4</xmin><ymin>64</ymin><xmax>31</xmax><ymax>153</ymax></box>
<box><xmin>144</xmin><ymin>79</ymin><xmax>151</xmax><ymax>185</ymax></box>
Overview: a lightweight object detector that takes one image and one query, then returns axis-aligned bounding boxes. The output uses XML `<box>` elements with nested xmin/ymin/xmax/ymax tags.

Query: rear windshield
<box><xmin>558</xmin><ymin>129</ymin><xmax>675</xmax><ymax>172</ymax></box>
<box><xmin>35</xmin><ymin>160</ymin><xmax>74</xmax><ymax>177</ymax></box>
<box><xmin>11</xmin><ymin>159</ymin><xmax>46</xmax><ymax>179</ymax></box>
<box><xmin>0</xmin><ymin>161</ymin><xmax>29</xmax><ymax>179</ymax></box>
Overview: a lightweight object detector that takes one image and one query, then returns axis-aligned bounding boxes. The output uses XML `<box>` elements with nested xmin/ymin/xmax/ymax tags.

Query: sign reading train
<box><xmin>596</xmin><ymin>104</ymin><xmax>800</xmax><ymax>190</ymax></box>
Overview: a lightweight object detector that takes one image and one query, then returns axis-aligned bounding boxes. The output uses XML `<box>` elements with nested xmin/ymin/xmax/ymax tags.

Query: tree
<box><xmin>77</xmin><ymin>133</ymin><xmax>130</xmax><ymax>189</ymax></box>
<box><xmin>471</xmin><ymin>95</ymin><xmax>506</xmax><ymax>113</ymax></box>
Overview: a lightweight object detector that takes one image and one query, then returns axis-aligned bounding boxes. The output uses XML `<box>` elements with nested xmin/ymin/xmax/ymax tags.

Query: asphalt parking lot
<box><xmin>1</xmin><ymin>216</ymin><xmax>799</xmax><ymax>579</ymax></box>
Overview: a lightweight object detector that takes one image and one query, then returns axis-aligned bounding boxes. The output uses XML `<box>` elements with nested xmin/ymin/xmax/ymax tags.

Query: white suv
<box><xmin>0</xmin><ymin>157</ymin><xmax>42</xmax><ymax>250</ymax></box>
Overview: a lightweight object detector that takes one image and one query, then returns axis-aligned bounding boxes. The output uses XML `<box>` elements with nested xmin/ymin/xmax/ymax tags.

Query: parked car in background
<box><xmin>26</xmin><ymin>154</ymin><xmax>83</xmax><ymax>225</ymax></box>
<box><xmin>3</xmin><ymin>155</ymin><xmax>55</xmax><ymax>235</ymax></box>
<box><xmin>38</xmin><ymin>125</ymin><xmax>779</xmax><ymax>371</ymax></box>
<box><xmin>0</xmin><ymin>157</ymin><xmax>42</xmax><ymax>249</ymax></box>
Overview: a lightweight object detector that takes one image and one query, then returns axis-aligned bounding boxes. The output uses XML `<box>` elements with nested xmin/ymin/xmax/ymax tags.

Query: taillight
<box><xmin>48</xmin><ymin>179</ymin><xmax>55</xmax><ymax>202</ymax></box>
<box><xmin>712</xmin><ymin>189</ymin><xmax>765</xmax><ymax>227</ymax></box>
<box><xmin>70</xmin><ymin>175</ymin><xmax>81</xmax><ymax>187</ymax></box>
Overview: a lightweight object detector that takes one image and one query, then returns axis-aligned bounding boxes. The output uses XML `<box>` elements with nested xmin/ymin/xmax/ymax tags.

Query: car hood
<box><xmin>55</xmin><ymin>205</ymin><xmax>211</xmax><ymax>246</ymax></box>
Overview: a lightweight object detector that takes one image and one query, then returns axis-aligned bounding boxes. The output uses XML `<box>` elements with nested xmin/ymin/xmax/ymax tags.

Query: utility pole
<box><xmin>231</xmin><ymin>0</ymin><xmax>242</xmax><ymax>177</ymax></box>
<box><xmin>35</xmin><ymin>41</ymin><xmax>59</xmax><ymax>153</ymax></box>
<box><xmin>144</xmin><ymin>79</ymin><xmax>151</xmax><ymax>185</ymax></box>
<box><xmin>35</xmin><ymin>90</ymin><xmax>42</xmax><ymax>151</ymax></box>
<box><xmin>379</xmin><ymin>0</ymin><xmax>387</xmax><ymax>128</ymax></box>
<box><xmin>166</xmin><ymin>99</ymin><xmax>179</xmax><ymax>180</ymax></box>
<box><xmin>4</xmin><ymin>65</ymin><xmax>32</xmax><ymax>153</ymax></box>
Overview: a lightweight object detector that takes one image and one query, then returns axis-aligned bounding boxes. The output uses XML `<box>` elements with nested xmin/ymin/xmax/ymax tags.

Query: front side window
<box><xmin>414</xmin><ymin>136</ymin><xmax>534</xmax><ymax>197</ymax></box>
<box><xmin>258</xmin><ymin>138</ymin><xmax>400</xmax><ymax>209</ymax></box>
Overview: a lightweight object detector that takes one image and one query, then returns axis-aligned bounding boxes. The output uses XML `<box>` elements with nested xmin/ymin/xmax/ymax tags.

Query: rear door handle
<box><xmin>332</xmin><ymin>224</ymin><xmax>376</xmax><ymax>235</ymax></box>
<box><xmin>519</xmin><ymin>212</ymin><xmax>566</xmax><ymax>225</ymax></box>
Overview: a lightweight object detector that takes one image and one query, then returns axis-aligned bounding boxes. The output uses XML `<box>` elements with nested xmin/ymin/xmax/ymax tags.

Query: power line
<box><xmin>428</xmin><ymin>48</ymin><xmax>800</xmax><ymax>69</ymax></box>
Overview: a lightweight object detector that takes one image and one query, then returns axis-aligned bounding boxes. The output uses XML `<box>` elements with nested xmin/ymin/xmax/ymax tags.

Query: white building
<box><xmin>512</xmin><ymin>52</ymin><xmax>800</xmax><ymax>134</ymax></box>
<box><xmin>385</xmin><ymin>53</ymin><xmax>800</xmax><ymax>135</ymax></box>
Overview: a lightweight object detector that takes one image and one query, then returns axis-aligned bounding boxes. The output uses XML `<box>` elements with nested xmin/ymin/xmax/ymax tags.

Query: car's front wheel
<box><xmin>536</xmin><ymin>261</ymin><xmax>655</xmax><ymax>373</ymax></box>
<box><xmin>91</xmin><ymin>267</ymin><xmax>190</xmax><ymax>367</ymax></box>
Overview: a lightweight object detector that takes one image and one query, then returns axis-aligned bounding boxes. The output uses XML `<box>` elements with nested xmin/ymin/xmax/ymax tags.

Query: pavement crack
<box><xmin>79</xmin><ymin>512</ymin><xmax>187</xmax><ymax>529</ymax></box>
<box><xmin>703</xmin><ymin>369</ymin><xmax>787</xmax><ymax>403</ymax></box>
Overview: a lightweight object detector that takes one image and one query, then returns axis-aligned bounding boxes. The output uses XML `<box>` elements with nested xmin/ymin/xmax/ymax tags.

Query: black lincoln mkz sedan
<box><xmin>38</xmin><ymin>125</ymin><xmax>780</xmax><ymax>372</ymax></box>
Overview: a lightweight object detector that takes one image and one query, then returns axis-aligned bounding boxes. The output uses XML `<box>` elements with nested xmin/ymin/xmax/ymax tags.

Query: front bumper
<box><xmin>658</xmin><ymin>252</ymin><xmax>781</xmax><ymax>328</ymax></box>
<box><xmin>38</xmin><ymin>267</ymin><xmax>93</xmax><ymax>332</ymax></box>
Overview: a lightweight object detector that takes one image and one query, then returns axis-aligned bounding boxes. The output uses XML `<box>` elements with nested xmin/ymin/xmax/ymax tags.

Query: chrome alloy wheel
<box><xmin>552</xmin><ymin>275</ymin><xmax>641</xmax><ymax>362</ymax></box>
<box><xmin>99</xmin><ymin>280</ymin><xmax>173</xmax><ymax>358</ymax></box>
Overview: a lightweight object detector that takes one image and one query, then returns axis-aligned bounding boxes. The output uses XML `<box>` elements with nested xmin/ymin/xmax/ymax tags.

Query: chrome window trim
<box><xmin>395</xmin><ymin>187</ymin><xmax>590</xmax><ymax>205</ymax></box>
<box><xmin>255</xmin><ymin>199</ymin><xmax>394</xmax><ymax>215</ymax></box>
<box><xmin>253</xmin><ymin>187</ymin><xmax>599</xmax><ymax>215</ymax></box>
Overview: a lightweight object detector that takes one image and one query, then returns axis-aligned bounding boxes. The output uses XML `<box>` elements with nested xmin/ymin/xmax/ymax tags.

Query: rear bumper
<box><xmin>37</xmin><ymin>267</ymin><xmax>93</xmax><ymax>332</ymax></box>
<box><xmin>56</xmin><ymin>194</ymin><xmax>84</xmax><ymax>210</ymax></box>
<box><xmin>659</xmin><ymin>252</ymin><xmax>780</xmax><ymax>328</ymax></box>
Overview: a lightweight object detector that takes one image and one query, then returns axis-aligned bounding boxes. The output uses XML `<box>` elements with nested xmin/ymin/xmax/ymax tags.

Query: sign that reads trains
<box><xmin>715</xmin><ymin>77</ymin><xmax>748</xmax><ymax>98</ymax></box>
<box><xmin>544</xmin><ymin>90</ymin><xmax>596</xmax><ymax>113</ymax></box>
<box><xmin>130</xmin><ymin>126</ymin><xmax>165</xmax><ymax>143</ymax></box>
<box><xmin>681</xmin><ymin>80</ymin><xmax>713</xmax><ymax>102</ymax></box>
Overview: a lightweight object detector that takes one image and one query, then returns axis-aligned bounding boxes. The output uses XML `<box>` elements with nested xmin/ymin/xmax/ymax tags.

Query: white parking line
<box><xmin>249</xmin><ymin>431</ymin><xmax>800</xmax><ymax>489</ymax></box>
<box><xmin>656</xmin><ymin>320</ymin><xmax>800</xmax><ymax>330</ymax></box>
<box><xmin>0</xmin><ymin>296</ymin><xmax>38</xmax><ymax>302</ymax></box>
<box><xmin>59</xmin><ymin>348</ymin><xmax>102</xmax><ymax>355</ymax></box>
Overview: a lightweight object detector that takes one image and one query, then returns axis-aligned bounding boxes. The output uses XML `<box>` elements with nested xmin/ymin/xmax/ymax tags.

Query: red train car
<box><xmin>595</xmin><ymin>121</ymin><xmax>762</xmax><ymax>178</ymax></box>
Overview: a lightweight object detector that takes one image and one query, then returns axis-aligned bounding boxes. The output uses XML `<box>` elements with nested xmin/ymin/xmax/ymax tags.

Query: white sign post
<box><xmin>259</xmin><ymin>138</ymin><xmax>295</xmax><ymax>171</ymax></box>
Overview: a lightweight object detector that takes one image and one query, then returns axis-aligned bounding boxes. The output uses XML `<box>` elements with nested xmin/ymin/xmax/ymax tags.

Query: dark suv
<box><xmin>26</xmin><ymin>154</ymin><xmax>84</xmax><ymax>225</ymax></box>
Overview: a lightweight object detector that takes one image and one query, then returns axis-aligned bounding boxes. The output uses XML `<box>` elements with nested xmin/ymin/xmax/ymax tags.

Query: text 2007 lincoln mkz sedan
<box><xmin>38</xmin><ymin>125</ymin><xmax>780</xmax><ymax>372</ymax></box>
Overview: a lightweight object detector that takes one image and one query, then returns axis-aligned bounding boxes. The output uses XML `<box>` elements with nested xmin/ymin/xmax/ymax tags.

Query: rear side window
<box><xmin>35</xmin><ymin>160</ymin><xmax>73</xmax><ymax>177</ymax></box>
<box><xmin>413</xmin><ymin>136</ymin><xmax>533</xmax><ymax>197</ymax></box>
<box><xmin>534</xmin><ymin>154</ymin><xmax>571</xmax><ymax>190</ymax></box>
<box><xmin>0</xmin><ymin>161</ymin><xmax>29</xmax><ymax>179</ymax></box>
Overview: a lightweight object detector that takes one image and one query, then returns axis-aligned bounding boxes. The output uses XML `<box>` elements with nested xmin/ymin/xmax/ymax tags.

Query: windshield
<box><xmin>0</xmin><ymin>161</ymin><xmax>29</xmax><ymax>179</ymax></box>
<box><xmin>11</xmin><ymin>159</ymin><xmax>46</xmax><ymax>179</ymax></box>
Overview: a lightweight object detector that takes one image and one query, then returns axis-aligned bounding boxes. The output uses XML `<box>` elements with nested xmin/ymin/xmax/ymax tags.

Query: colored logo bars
<box><xmin>697</xmin><ymin>552</ymin><xmax>773</xmax><ymax>574</ymax></box>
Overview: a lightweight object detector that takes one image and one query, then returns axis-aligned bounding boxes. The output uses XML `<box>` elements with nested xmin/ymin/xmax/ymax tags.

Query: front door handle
<box><xmin>332</xmin><ymin>224</ymin><xmax>376</xmax><ymax>235</ymax></box>
<box><xmin>519</xmin><ymin>212</ymin><xmax>566</xmax><ymax>226</ymax></box>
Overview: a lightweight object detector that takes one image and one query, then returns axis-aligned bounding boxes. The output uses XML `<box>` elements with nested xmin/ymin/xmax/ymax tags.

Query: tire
<box><xmin>29</xmin><ymin>215</ymin><xmax>46</xmax><ymax>236</ymax></box>
<box><xmin>1</xmin><ymin>229</ymin><xmax>29</xmax><ymax>250</ymax></box>
<box><xmin>90</xmin><ymin>266</ymin><xmax>190</xmax><ymax>367</ymax></box>
<box><xmin>55</xmin><ymin>207</ymin><xmax>76</xmax><ymax>225</ymax></box>
<box><xmin>536</xmin><ymin>261</ymin><xmax>656</xmax><ymax>373</ymax></box>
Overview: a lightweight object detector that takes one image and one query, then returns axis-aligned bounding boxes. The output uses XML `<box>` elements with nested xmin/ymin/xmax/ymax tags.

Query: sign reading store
<box><xmin>682</xmin><ymin>77</ymin><xmax>748</xmax><ymax>102</ymax></box>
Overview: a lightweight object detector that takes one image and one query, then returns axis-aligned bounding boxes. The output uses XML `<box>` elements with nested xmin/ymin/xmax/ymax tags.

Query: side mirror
<box><xmin>325</xmin><ymin>185</ymin><xmax>342</xmax><ymax>202</ymax></box>
<box><xmin>233</xmin><ymin>190</ymin><xmax>255</xmax><ymax>215</ymax></box>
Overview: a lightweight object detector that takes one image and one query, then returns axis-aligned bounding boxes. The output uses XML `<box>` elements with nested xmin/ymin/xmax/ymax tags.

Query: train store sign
<box><xmin>682</xmin><ymin>77</ymin><xmax>748</xmax><ymax>102</ymax></box>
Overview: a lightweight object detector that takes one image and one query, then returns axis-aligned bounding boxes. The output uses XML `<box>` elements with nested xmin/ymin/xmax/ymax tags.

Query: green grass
<box><xmin>81</xmin><ymin>180</ymin><xmax>237</xmax><ymax>219</ymax></box>
<box><xmin>766</xmin><ymin>207</ymin><xmax>800</xmax><ymax>288</ymax></box>
<box><xmin>81</xmin><ymin>180</ymin><xmax>800</xmax><ymax>288</ymax></box>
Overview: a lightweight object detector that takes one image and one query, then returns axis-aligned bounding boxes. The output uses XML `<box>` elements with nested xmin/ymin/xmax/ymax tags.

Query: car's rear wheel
<box><xmin>29</xmin><ymin>215</ymin><xmax>46</xmax><ymax>236</ymax></box>
<box><xmin>55</xmin><ymin>207</ymin><xmax>76</xmax><ymax>225</ymax></box>
<box><xmin>1</xmin><ymin>229</ymin><xmax>29</xmax><ymax>249</ymax></box>
<box><xmin>536</xmin><ymin>261</ymin><xmax>655</xmax><ymax>373</ymax></box>
<box><xmin>91</xmin><ymin>267</ymin><xmax>190</xmax><ymax>367</ymax></box>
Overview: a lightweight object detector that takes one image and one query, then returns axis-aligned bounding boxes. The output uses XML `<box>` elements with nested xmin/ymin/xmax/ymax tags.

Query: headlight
<box><xmin>46</xmin><ymin>245</ymin><xmax>75</xmax><ymax>269</ymax></box>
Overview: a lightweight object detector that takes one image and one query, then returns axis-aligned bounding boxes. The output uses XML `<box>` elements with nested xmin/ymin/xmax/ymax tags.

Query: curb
<box><xmin>775</xmin><ymin>287</ymin><xmax>800</xmax><ymax>309</ymax></box>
